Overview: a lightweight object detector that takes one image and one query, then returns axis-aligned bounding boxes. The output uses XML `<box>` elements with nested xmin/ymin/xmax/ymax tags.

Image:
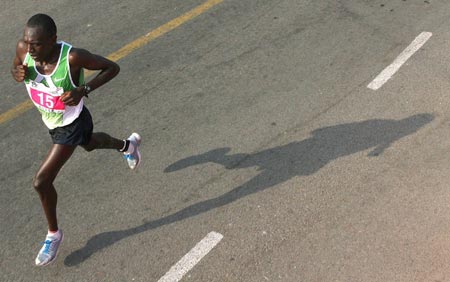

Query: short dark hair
<box><xmin>26</xmin><ymin>14</ymin><xmax>57</xmax><ymax>37</ymax></box>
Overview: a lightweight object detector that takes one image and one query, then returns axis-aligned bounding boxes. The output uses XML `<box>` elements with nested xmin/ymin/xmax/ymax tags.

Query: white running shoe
<box><xmin>124</xmin><ymin>133</ymin><xmax>141</xmax><ymax>170</ymax></box>
<box><xmin>35</xmin><ymin>230</ymin><xmax>64</xmax><ymax>266</ymax></box>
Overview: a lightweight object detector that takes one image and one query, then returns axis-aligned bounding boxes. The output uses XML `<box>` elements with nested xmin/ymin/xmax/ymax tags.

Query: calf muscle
<box><xmin>82</xmin><ymin>132</ymin><xmax>123</xmax><ymax>151</ymax></box>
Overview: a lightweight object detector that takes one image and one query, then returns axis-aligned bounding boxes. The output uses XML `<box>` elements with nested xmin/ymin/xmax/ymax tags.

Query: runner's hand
<box><xmin>61</xmin><ymin>87</ymin><xmax>84</xmax><ymax>106</ymax></box>
<box><xmin>11</xmin><ymin>64</ymin><xmax>28</xmax><ymax>82</ymax></box>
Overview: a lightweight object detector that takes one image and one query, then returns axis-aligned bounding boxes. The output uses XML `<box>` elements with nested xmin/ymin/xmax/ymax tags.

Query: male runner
<box><xmin>10</xmin><ymin>13</ymin><xmax>142</xmax><ymax>266</ymax></box>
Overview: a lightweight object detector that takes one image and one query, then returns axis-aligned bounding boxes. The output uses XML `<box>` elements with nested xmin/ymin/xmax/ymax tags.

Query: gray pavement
<box><xmin>2</xmin><ymin>0</ymin><xmax>450</xmax><ymax>281</ymax></box>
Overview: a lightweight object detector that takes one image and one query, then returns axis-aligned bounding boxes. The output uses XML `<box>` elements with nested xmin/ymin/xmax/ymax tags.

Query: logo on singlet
<box><xmin>54</xmin><ymin>76</ymin><xmax>66</xmax><ymax>82</ymax></box>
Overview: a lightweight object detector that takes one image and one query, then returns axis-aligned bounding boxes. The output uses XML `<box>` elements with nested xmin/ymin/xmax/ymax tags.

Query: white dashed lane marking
<box><xmin>367</xmin><ymin>31</ymin><xmax>432</xmax><ymax>90</ymax></box>
<box><xmin>158</xmin><ymin>232</ymin><xmax>224</xmax><ymax>282</ymax></box>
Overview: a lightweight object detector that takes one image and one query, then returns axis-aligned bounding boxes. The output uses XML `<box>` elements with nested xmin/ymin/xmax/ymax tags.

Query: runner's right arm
<box><xmin>11</xmin><ymin>40</ymin><xmax>28</xmax><ymax>82</ymax></box>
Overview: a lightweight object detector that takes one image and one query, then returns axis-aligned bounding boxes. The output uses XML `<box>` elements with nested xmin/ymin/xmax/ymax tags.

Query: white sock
<box><xmin>119</xmin><ymin>140</ymin><xmax>127</xmax><ymax>152</ymax></box>
<box><xmin>47</xmin><ymin>230</ymin><xmax>61</xmax><ymax>240</ymax></box>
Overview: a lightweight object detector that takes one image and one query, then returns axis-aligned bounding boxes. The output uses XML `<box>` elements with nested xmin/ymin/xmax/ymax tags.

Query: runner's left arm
<box><xmin>61</xmin><ymin>48</ymin><xmax>120</xmax><ymax>106</ymax></box>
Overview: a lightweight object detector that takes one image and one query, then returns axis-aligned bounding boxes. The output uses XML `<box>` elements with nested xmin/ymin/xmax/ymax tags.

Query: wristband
<box><xmin>82</xmin><ymin>84</ymin><xmax>91</xmax><ymax>97</ymax></box>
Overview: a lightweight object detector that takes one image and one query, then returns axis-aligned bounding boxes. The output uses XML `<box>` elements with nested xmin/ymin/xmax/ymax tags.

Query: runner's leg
<box><xmin>33</xmin><ymin>144</ymin><xmax>77</xmax><ymax>231</ymax></box>
<box><xmin>82</xmin><ymin>132</ymin><xmax>142</xmax><ymax>169</ymax></box>
<box><xmin>81</xmin><ymin>132</ymin><xmax>124</xmax><ymax>151</ymax></box>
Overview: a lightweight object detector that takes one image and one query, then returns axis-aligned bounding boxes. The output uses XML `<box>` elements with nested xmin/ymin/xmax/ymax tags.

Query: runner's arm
<box><xmin>70</xmin><ymin>48</ymin><xmax>120</xmax><ymax>91</ymax></box>
<box><xmin>11</xmin><ymin>40</ymin><xmax>28</xmax><ymax>82</ymax></box>
<box><xmin>61</xmin><ymin>48</ymin><xmax>120</xmax><ymax>106</ymax></box>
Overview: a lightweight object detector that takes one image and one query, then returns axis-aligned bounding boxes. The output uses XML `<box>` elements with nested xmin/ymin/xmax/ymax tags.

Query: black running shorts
<box><xmin>49</xmin><ymin>106</ymin><xmax>93</xmax><ymax>146</ymax></box>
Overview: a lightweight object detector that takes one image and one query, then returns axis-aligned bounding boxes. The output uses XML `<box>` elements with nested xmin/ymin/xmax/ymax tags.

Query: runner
<box><xmin>10</xmin><ymin>13</ymin><xmax>142</xmax><ymax>266</ymax></box>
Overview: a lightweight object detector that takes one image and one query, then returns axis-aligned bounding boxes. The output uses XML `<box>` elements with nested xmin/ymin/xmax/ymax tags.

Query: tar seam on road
<box><xmin>367</xmin><ymin>31</ymin><xmax>432</xmax><ymax>91</ymax></box>
<box><xmin>0</xmin><ymin>0</ymin><xmax>224</xmax><ymax>125</ymax></box>
<box><xmin>158</xmin><ymin>231</ymin><xmax>224</xmax><ymax>282</ymax></box>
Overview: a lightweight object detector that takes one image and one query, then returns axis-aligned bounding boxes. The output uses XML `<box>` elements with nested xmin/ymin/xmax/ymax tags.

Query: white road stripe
<box><xmin>158</xmin><ymin>232</ymin><xmax>224</xmax><ymax>282</ymax></box>
<box><xmin>367</xmin><ymin>31</ymin><xmax>432</xmax><ymax>90</ymax></box>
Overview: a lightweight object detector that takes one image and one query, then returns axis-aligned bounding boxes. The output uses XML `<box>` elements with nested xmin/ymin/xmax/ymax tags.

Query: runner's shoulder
<box><xmin>69</xmin><ymin>47</ymin><xmax>92</xmax><ymax>57</ymax></box>
<box><xmin>68</xmin><ymin>47</ymin><xmax>93</xmax><ymax>64</ymax></box>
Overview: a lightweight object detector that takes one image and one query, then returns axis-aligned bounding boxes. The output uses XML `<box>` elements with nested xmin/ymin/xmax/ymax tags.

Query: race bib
<box><xmin>28</xmin><ymin>82</ymin><xmax>65</xmax><ymax>111</ymax></box>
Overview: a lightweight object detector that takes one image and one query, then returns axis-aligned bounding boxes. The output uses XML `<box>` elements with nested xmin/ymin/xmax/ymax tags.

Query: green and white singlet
<box><xmin>24</xmin><ymin>41</ymin><xmax>85</xmax><ymax>129</ymax></box>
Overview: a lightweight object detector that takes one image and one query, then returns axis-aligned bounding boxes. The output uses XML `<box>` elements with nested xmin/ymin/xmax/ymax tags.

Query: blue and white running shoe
<box><xmin>35</xmin><ymin>230</ymin><xmax>64</xmax><ymax>266</ymax></box>
<box><xmin>124</xmin><ymin>133</ymin><xmax>142</xmax><ymax>170</ymax></box>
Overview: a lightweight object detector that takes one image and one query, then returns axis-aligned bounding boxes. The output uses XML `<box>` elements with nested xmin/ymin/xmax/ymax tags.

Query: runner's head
<box><xmin>27</xmin><ymin>14</ymin><xmax>57</xmax><ymax>37</ymax></box>
<box><xmin>23</xmin><ymin>14</ymin><xmax>58</xmax><ymax>62</ymax></box>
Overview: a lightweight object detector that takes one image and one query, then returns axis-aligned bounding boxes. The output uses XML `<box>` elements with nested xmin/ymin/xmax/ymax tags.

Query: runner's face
<box><xmin>23</xmin><ymin>26</ymin><xmax>56</xmax><ymax>62</ymax></box>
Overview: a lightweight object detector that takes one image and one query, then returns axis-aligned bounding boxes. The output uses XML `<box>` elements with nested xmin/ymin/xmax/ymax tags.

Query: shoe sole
<box><xmin>36</xmin><ymin>231</ymin><xmax>64</xmax><ymax>267</ymax></box>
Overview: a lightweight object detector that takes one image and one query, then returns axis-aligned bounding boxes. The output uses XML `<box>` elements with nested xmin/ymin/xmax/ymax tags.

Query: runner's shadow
<box><xmin>64</xmin><ymin>113</ymin><xmax>433</xmax><ymax>266</ymax></box>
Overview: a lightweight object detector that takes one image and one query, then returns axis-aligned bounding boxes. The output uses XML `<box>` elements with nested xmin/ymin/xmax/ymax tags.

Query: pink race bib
<box><xmin>30</xmin><ymin>86</ymin><xmax>65</xmax><ymax>111</ymax></box>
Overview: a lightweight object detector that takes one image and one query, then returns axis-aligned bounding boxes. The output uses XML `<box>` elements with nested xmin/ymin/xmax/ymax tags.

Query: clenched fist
<box><xmin>11</xmin><ymin>64</ymin><xmax>28</xmax><ymax>82</ymax></box>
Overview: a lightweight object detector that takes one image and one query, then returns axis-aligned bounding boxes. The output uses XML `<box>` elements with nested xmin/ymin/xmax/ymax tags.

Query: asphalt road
<box><xmin>2</xmin><ymin>0</ymin><xmax>450</xmax><ymax>281</ymax></box>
